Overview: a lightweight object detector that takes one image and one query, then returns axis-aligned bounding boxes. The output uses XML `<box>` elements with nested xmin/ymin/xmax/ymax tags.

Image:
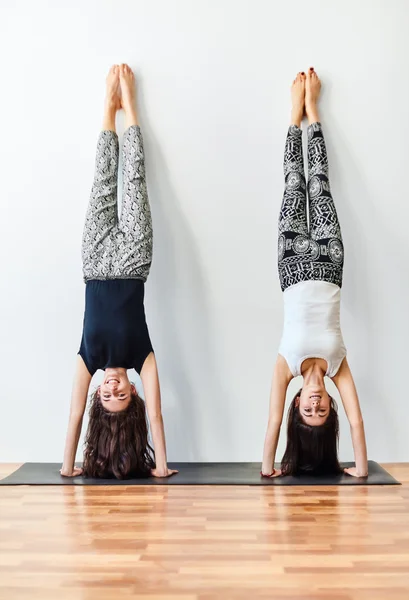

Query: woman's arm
<box><xmin>261</xmin><ymin>354</ymin><xmax>293</xmax><ymax>477</ymax></box>
<box><xmin>332</xmin><ymin>357</ymin><xmax>368</xmax><ymax>477</ymax></box>
<box><xmin>60</xmin><ymin>355</ymin><xmax>92</xmax><ymax>477</ymax></box>
<box><xmin>140</xmin><ymin>352</ymin><xmax>177</xmax><ymax>478</ymax></box>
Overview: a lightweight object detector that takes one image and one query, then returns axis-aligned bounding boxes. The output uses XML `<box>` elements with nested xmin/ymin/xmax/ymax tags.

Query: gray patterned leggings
<box><xmin>82</xmin><ymin>125</ymin><xmax>153</xmax><ymax>282</ymax></box>
<box><xmin>277</xmin><ymin>122</ymin><xmax>344</xmax><ymax>291</ymax></box>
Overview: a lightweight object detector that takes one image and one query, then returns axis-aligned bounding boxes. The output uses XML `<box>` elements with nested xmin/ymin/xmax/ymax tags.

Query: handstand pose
<box><xmin>61</xmin><ymin>65</ymin><xmax>177</xmax><ymax>479</ymax></box>
<box><xmin>262</xmin><ymin>68</ymin><xmax>367</xmax><ymax>478</ymax></box>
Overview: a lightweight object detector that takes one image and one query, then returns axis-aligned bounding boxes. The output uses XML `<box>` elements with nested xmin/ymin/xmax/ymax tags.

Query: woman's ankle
<box><xmin>306</xmin><ymin>104</ymin><xmax>320</xmax><ymax>125</ymax></box>
<box><xmin>102</xmin><ymin>106</ymin><xmax>117</xmax><ymax>132</ymax></box>
<box><xmin>124</xmin><ymin>108</ymin><xmax>139</xmax><ymax>129</ymax></box>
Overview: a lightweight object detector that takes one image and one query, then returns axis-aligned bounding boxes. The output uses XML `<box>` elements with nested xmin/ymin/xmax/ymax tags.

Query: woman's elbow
<box><xmin>267</xmin><ymin>418</ymin><xmax>282</xmax><ymax>432</ymax></box>
<box><xmin>149</xmin><ymin>412</ymin><xmax>163</xmax><ymax>424</ymax></box>
<box><xmin>349</xmin><ymin>417</ymin><xmax>364</xmax><ymax>430</ymax></box>
<box><xmin>69</xmin><ymin>410</ymin><xmax>85</xmax><ymax>423</ymax></box>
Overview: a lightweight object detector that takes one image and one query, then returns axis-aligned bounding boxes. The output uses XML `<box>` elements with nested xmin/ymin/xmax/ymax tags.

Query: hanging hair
<box><xmin>82</xmin><ymin>389</ymin><xmax>155</xmax><ymax>479</ymax></box>
<box><xmin>281</xmin><ymin>389</ymin><xmax>342</xmax><ymax>476</ymax></box>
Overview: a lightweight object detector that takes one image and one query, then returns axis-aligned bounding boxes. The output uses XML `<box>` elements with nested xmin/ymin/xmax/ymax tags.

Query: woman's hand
<box><xmin>60</xmin><ymin>466</ymin><xmax>83</xmax><ymax>477</ymax></box>
<box><xmin>344</xmin><ymin>467</ymin><xmax>368</xmax><ymax>478</ymax></box>
<box><xmin>150</xmin><ymin>467</ymin><xmax>178</xmax><ymax>478</ymax></box>
<box><xmin>260</xmin><ymin>468</ymin><xmax>283</xmax><ymax>478</ymax></box>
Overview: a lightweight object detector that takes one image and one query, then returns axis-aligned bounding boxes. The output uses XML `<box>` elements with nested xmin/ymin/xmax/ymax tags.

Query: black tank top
<box><xmin>78</xmin><ymin>279</ymin><xmax>153</xmax><ymax>376</ymax></box>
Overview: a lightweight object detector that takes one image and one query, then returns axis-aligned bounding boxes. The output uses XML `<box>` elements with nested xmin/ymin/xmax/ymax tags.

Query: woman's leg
<box><xmin>82</xmin><ymin>66</ymin><xmax>121</xmax><ymax>280</ymax></box>
<box><xmin>306</xmin><ymin>69</ymin><xmax>344</xmax><ymax>287</ymax></box>
<box><xmin>278</xmin><ymin>73</ymin><xmax>310</xmax><ymax>291</ymax></box>
<box><xmin>117</xmin><ymin>65</ymin><xmax>153</xmax><ymax>282</ymax></box>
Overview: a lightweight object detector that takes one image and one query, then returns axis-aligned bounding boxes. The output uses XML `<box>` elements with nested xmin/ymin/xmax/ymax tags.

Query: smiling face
<box><xmin>281</xmin><ymin>390</ymin><xmax>341</xmax><ymax>476</ymax></box>
<box><xmin>296</xmin><ymin>384</ymin><xmax>331</xmax><ymax>426</ymax></box>
<box><xmin>98</xmin><ymin>368</ymin><xmax>135</xmax><ymax>413</ymax></box>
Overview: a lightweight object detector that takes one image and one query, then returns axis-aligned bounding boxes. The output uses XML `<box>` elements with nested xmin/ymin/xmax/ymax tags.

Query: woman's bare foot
<box><xmin>291</xmin><ymin>72</ymin><xmax>306</xmax><ymax>128</ymax></box>
<box><xmin>102</xmin><ymin>65</ymin><xmax>121</xmax><ymax>132</ymax></box>
<box><xmin>305</xmin><ymin>67</ymin><xmax>321</xmax><ymax>125</ymax></box>
<box><xmin>119</xmin><ymin>64</ymin><xmax>139</xmax><ymax>128</ymax></box>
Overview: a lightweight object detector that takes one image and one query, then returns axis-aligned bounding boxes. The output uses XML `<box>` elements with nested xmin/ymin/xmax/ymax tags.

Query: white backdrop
<box><xmin>1</xmin><ymin>0</ymin><xmax>408</xmax><ymax>463</ymax></box>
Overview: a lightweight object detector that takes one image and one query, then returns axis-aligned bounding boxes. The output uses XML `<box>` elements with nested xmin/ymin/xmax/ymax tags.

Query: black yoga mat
<box><xmin>0</xmin><ymin>461</ymin><xmax>399</xmax><ymax>486</ymax></box>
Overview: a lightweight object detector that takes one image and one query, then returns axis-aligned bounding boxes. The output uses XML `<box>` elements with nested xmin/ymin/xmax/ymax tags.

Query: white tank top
<box><xmin>278</xmin><ymin>281</ymin><xmax>346</xmax><ymax>378</ymax></box>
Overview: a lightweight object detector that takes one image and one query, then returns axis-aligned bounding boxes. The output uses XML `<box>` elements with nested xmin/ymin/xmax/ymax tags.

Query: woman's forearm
<box><xmin>61</xmin><ymin>414</ymin><xmax>83</xmax><ymax>473</ymax></box>
<box><xmin>262</xmin><ymin>420</ymin><xmax>281</xmax><ymax>473</ymax></box>
<box><xmin>261</xmin><ymin>356</ymin><xmax>291</xmax><ymax>474</ymax></box>
<box><xmin>350</xmin><ymin>421</ymin><xmax>368</xmax><ymax>475</ymax></box>
<box><xmin>61</xmin><ymin>356</ymin><xmax>91</xmax><ymax>475</ymax></box>
<box><xmin>149</xmin><ymin>414</ymin><xmax>167</xmax><ymax>469</ymax></box>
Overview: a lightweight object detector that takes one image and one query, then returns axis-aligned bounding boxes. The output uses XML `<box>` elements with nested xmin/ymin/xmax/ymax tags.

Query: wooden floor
<box><xmin>0</xmin><ymin>464</ymin><xmax>408</xmax><ymax>600</ymax></box>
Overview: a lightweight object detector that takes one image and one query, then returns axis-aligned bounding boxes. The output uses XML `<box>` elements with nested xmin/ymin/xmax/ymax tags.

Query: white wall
<box><xmin>1</xmin><ymin>0</ymin><xmax>408</xmax><ymax>463</ymax></box>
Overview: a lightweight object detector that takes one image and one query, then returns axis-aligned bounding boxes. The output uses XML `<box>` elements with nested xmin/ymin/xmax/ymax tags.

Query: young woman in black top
<box><xmin>61</xmin><ymin>64</ymin><xmax>177</xmax><ymax>479</ymax></box>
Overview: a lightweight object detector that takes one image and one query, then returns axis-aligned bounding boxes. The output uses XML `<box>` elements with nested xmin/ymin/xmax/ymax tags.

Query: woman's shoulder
<box><xmin>329</xmin><ymin>354</ymin><xmax>348</xmax><ymax>380</ymax></box>
<box><xmin>276</xmin><ymin>353</ymin><xmax>296</xmax><ymax>381</ymax></box>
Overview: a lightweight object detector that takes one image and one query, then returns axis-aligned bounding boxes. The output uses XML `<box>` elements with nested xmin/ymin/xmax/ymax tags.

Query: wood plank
<box><xmin>0</xmin><ymin>463</ymin><xmax>408</xmax><ymax>599</ymax></box>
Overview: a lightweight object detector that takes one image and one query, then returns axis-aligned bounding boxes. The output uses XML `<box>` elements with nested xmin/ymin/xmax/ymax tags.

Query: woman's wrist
<box><xmin>60</xmin><ymin>464</ymin><xmax>74</xmax><ymax>475</ymax></box>
<box><xmin>261</xmin><ymin>460</ymin><xmax>275</xmax><ymax>475</ymax></box>
<box><xmin>355</xmin><ymin>463</ymin><xmax>368</xmax><ymax>477</ymax></box>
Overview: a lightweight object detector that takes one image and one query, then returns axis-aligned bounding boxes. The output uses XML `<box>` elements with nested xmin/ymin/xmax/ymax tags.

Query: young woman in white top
<box><xmin>261</xmin><ymin>68</ymin><xmax>368</xmax><ymax>479</ymax></box>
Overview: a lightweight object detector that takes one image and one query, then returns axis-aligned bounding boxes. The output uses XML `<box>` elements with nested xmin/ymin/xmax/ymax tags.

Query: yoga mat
<box><xmin>0</xmin><ymin>461</ymin><xmax>399</xmax><ymax>486</ymax></box>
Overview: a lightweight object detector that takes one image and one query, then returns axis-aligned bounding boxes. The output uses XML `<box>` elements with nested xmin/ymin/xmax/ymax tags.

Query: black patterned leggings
<box><xmin>82</xmin><ymin>125</ymin><xmax>153</xmax><ymax>282</ymax></box>
<box><xmin>277</xmin><ymin>122</ymin><xmax>344</xmax><ymax>292</ymax></box>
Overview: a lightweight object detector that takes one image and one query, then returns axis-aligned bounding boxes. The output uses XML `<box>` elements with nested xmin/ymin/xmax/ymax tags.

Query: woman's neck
<box><xmin>302</xmin><ymin>362</ymin><xmax>326</xmax><ymax>386</ymax></box>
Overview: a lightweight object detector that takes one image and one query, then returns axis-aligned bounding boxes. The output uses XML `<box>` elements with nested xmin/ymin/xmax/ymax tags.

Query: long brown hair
<box><xmin>83</xmin><ymin>390</ymin><xmax>155</xmax><ymax>479</ymax></box>
<box><xmin>281</xmin><ymin>389</ymin><xmax>342</xmax><ymax>476</ymax></box>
